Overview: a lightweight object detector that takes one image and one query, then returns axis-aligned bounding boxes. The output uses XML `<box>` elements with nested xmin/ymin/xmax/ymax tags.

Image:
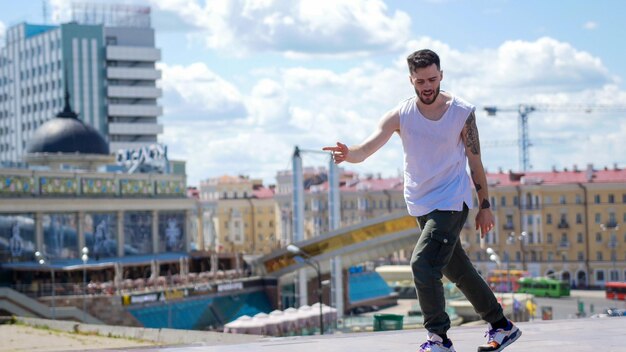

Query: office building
<box><xmin>0</xmin><ymin>4</ymin><xmax>162</xmax><ymax>164</ymax></box>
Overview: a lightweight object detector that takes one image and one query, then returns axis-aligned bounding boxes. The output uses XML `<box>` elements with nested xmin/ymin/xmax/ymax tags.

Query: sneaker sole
<box><xmin>492</xmin><ymin>329</ymin><xmax>522</xmax><ymax>352</ymax></box>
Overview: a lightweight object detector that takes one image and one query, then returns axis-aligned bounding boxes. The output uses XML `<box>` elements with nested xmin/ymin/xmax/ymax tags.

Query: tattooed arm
<box><xmin>461</xmin><ymin>110</ymin><xmax>494</xmax><ymax>237</ymax></box>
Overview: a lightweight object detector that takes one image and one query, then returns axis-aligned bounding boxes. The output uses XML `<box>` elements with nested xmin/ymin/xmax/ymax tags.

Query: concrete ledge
<box><xmin>13</xmin><ymin>316</ymin><xmax>263</xmax><ymax>346</ymax></box>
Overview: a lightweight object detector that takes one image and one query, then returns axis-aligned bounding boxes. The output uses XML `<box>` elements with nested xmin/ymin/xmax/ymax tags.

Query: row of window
<box><xmin>20</xmin><ymin>98</ymin><xmax>63</xmax><ymax>116</ymax></box>
<box><xmin>475</xmin><ymin>250</ymin><xmax>625</xmax><ymax>263</ymax></box>
<box><xmin>17</xmin><ymin>39</ymin><xmax>62</xmax><ymax>62</ymax></box>
<box><xmin>490</xmin><ymin>193</ymin><xmax>626</xmax><ymax>208</ymax></box>
<box><xmin>19</xmin><ymin>60</ymin><xmax>62</xmax><ymax>81</ymax></box>
<box><xmin>224</xmin><ymin>220</ymin><xmax>275</xmax><ymax>229</ymax></box>
<box><xmin>20</xmin><ymin>78</ymin><xmax>62</xmax><ymax>97</ymax></box>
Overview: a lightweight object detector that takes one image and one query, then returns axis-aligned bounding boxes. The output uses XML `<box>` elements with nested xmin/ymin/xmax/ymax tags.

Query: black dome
<box><xmin>26</xmin><ymin>90</ymin><xmax>109</xmax><ymax>155</ymax></box>
<box><xmin>26</xmin><ymin>118</ymin><xmax>109</xmax><ymax>155</ymax></box>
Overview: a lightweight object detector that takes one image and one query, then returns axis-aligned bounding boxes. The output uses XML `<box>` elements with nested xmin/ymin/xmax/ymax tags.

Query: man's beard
<box><xmin>415</xmin><ymin>85</ymin><xmax>440</xmax><ymax>105</ymax></box>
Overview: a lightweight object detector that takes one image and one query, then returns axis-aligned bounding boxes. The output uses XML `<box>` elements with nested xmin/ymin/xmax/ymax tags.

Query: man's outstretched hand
<box><xmin>475</xmin><ymin>208</ymin><xmax>495</xmax><ymax>238</ymax></box>
<box><xmin>322</xmin><ymin>142</ymin><xmax>349</xmax><ymax>164</ymax></box>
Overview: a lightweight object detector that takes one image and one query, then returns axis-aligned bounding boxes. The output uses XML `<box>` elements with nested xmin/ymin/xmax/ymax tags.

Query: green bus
<box><xmin>516</xmin><ymin>277</ymin><xmax>570</xmax><ymax>297</ymax></box>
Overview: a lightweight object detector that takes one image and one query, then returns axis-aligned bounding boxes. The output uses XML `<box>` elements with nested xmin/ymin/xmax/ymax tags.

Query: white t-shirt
<box><xmin>398</xmin><ymin>94</ymin><xmax>474</xmax><ymax>216</ymax></box>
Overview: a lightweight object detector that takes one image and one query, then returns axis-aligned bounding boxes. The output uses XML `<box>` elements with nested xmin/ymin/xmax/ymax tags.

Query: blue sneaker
<box><xmin>477</xmin><ymin>320</ymin><xmax>521</xmax><ymax>352</ymax></box>
<box><xmin>419</xmin><ymin>332</ymin><xmax>456</xmax><ymax>352</ymax></box>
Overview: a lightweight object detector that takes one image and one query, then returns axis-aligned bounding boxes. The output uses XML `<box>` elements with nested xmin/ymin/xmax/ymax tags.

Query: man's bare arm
<box><xmin>462</xmin><ymin>110</ymin><xmax>494</xmax><ymax>236</ymax></box>
<box><xmin>323</xmin><ymin>109</ymin><xmax>400</xmax><ymax>164</ymax></box>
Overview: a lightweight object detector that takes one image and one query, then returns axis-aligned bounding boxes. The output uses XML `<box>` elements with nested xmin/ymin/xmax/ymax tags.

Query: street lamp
<box><xmin>286</xmin><ymin>244</ymin><xmax>324</xmax><ymax>335</ymax></box>
<box><xmin>35</xmin><ymin>251</ymin><xmax>56</xmax><ymax>320</ymax></box>
<box><xmin>507</xmin><ymin>232</ymin><xmax>527</xmax><ymax>271</ymax></box>
<box><xmin>81</xmin><ymin>247</ymin><xmax>89</xmax><ymax>322</ymax></box>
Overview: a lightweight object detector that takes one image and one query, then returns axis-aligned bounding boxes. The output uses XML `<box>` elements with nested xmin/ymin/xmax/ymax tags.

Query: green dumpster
<box><xmin>373</xmin><ymin>313</ymin><xmax>404</xmax><ymax>331</ymax></box>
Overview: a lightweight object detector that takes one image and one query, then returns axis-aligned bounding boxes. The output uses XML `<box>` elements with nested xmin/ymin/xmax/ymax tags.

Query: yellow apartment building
<box><xmin>198</xmin><ymin>175</ymin><xmax>279</xmax><ymax>256</ymax></box>
<box><xmin>464</xmin><ymin>164</ymin><xmax>625</xmax><ymax>288</ymax></box>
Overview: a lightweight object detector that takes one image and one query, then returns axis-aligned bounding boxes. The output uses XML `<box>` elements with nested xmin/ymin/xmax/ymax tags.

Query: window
<box><xmin>576</xmin><ymin>213</ymin><xmax>582</xmax><ymax>224</ymax></box>
<box><xmin>595</xmin><ymin>213</ymin><xmax>601</xmax><ymax>224</ymax></box>
<box><xmin>547</xmin><ymin>252</ymin><xmax>553</xmax><ymax>261</ymax></box>
<box><xmin>547</xmin><ymin>233</ymin><xmax>553</xmax><ymax>244</ymax></box>
<box><xmin>597</xmin><ymin>251</ymin><xmax>603</xmax><ymax>261</ymax></box>
<box><xmin>608</xmin><ymin>194</ymin><xmax>615</xmax><ymax>203</ymax></box>
<box><xmin>596</xmin><ymin>270</ymin><xmax>605</xmax><ymax>282</ymax></box>
<box><xmin>513</xmin><ymin>196</ymin><xmax>519</xmax><ymax>206</ymax></box>
<box><xmin>500</xmin><ymin>196</ymin><xmax>506</xmax><ymax>207</ymax></box>
<box><xmin>560</xmin><ymin>233</ymin><xmax>568</xmax><ymax>243</ymax></box>
<box><xmin>546</xmin><ymin>214</ymin><xmax>552</xmax><ymax>224</ymax></box>
<box><xmin>596</xmin><ymin>232</ymin><xmax>602</xmax><ymax>243</ymax></box>
<box><xmin>594</xmin><ymin>194</ymin><xmax>601</xmax><ymax>204</ymax></box>
<box><xmin>559</xmin><ymin>195</ymin><xmax>566</xmax><ymax>204</ymax></box>
<box><xmin>578</xmin><ymin>252</ymin><xmax>584</xmax><ymax>261</ymax></box>
<box><xmin>577</xmin><ymin>232</ymin><xmax>583</xmax><ymax>243</ymax></box>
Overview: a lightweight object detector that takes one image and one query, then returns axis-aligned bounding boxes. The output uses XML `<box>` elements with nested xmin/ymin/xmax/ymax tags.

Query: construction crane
<box><xmin>483</xmin><ymin>104</ymin><xmax>626</xmax><ymax>171</ymax></box>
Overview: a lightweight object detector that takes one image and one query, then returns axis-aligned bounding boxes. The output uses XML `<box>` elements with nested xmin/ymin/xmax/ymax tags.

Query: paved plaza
<box><xmin>88</xmin><ymin>317</ymin><xmax>625</xmax><ymax>352</ymax></box>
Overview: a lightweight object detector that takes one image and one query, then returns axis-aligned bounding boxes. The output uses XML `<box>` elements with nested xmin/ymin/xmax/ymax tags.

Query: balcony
<box><xmin>557</xmin><ymin>221</ymin><xmax>570</xmax><ymax>229</ymax></box>
<box><xmin>107</xmin><ymin>67</ymin><xmax>161</xmax><ymax>80</ymax></box>
<box><xmin>108</xmin><ymin>122</ymin><xmax>163</xmax><ymax>136</ymax></box>
<box><xmin>503</xmin><ymin>223</ymin><xmax>514</xmax><ymax>230</ymax></box>
<box><xmin>607</xmin><ymin>240</ymin><xmax>618</xmax><ymax>249</ymax></box>
<box><xmin>557</xmin><ymin>241</ymin><xmax>570</xmax><ymax>249</ymax></box>
<box><xmin>110</xmin><ymin>141</ymin><xmax>158</xmax><ymax>153</ymax></box>
<box><xmin>106</xmin><ymin>46</ymin><xmax>161</xmax><ymax>62</ymax></box>
<box><xmin>107</xmin><ymin>86</ymin><xmax>162</xmax><ymax>99</ymax></box>
<box><xmin>108</xmin><ymin>104</ymin><xmax>162</xmax><ymax>117</ymax></box>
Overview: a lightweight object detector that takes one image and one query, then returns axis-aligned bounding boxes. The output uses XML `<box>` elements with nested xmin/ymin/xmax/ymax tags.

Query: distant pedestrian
<box><xmin>323</xmin><ymin>49</ymin><xmax>521</xmax><ymax>352</ymax></box>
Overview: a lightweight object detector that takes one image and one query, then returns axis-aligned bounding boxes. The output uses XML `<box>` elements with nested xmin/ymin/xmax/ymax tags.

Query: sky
<box><xmin>1</xmin><ymin>0</ymin><xmax>625</xmax><ymax>186</ymax></box>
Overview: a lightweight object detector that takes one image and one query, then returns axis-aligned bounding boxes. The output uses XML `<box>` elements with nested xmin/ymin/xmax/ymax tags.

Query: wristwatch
<box><xmin>480</xmin><ymin>199</ymin><xmax>491</xmax><ymax>209</ymax></box>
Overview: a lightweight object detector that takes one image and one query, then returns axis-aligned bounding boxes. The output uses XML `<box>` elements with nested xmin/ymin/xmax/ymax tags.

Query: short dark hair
<box><xmin>407</xmin><ymin>49</ymin><xmax>440</xmax><ymax>73</ymax></box>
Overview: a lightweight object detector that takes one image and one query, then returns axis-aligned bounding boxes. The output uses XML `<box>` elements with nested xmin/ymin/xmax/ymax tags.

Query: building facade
<box><xmin>0</xmin><ymin>6</ymin><xmax>162</xmax><ymax>163</ymax></box>
<box><xmin>464</xmin><ymin>164</ymin><xmax>626</xmax><ymax>288</ymax></box>
<box><xmin>199</xmin><ymin>175</ymin><xmax>279</xmax><ymax>256</ymax></box>
<box><xmin>0</xmin><ymin>167</ymin><xmax>194</xmax><ymax>265</ymax></box>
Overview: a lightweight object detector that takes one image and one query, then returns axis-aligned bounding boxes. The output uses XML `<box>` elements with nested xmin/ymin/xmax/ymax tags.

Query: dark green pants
<box><xmin>411</xmin><ymin>203</ymin><xmax>504</xmax><ymax>335</ymax></box>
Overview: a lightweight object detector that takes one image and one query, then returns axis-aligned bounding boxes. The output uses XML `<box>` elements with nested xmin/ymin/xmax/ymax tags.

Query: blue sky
<box><xmin>2</xmin><ymin>0</ymin><xmax>625</xmax><ymax>186</ymax></box>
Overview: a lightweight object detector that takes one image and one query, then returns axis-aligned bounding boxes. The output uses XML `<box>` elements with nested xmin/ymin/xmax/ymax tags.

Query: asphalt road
<box><xmin>533</xmin><ymin>289</ymin><xmax>626</xmax><ymax>320</ymax></box>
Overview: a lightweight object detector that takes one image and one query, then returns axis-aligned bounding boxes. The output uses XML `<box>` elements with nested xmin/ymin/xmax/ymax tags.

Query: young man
<box><xmin>322</xmin><ymin>49</ymin><xmax>521</xmax><ymax>352</ymax></box>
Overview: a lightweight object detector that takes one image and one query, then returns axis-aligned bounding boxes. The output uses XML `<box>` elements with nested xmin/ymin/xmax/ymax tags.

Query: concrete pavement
<box><xmin>90</xmin><ymin>317</ymin><xmax>626</xmax><ymax>352</ymax></box>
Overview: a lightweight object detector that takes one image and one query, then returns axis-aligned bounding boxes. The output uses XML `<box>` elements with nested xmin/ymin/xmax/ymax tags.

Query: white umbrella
<box><xmin>247</xmin><ymin>314</ymin><xmax>267</xmax><ymax>335</ymax></box>
<box><xmin>266</xmin><ymin>310</ymin><xmax>286</xmax><ymax>336</ymax></box>
<box><xmin>223</xmin><ymin>315</ymin><xmax>252</xmax><ymax>334</ymax></box>
<box><xmin>297</xmin><ymin>305</ymin><xmax>317</xmax><ymax>330</ymax></box>
<box><xmin>283</xmin><ymin>307</ymin><xmax>301</xmax><ymax>335</ymax></box>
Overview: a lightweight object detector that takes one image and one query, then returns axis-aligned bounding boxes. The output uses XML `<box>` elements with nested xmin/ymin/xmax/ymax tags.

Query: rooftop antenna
<box><xmin>42</xmin><ymin>0</ymin><xmax>48</xmax><ymax>24</ymax></box>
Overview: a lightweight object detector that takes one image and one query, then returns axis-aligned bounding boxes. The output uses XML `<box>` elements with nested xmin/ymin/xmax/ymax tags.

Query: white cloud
<box><xmin>150</xmin><ymin>0</ymin><xmax>411</xmax><ymax>57</ymax></box>
<box><xmin>157</xmin><ymin>37</ymin><xmax>624</xmax><ymax>185</ymax></box>
<box><xmin>583</xmin><ymin>21</ymin><xmax>598</xmax><ymax>30</ymax></box>
<box><xmin>158</xmin><ymin>62</ymin><xmax>247</xmax><ymax>121</ymax></box>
